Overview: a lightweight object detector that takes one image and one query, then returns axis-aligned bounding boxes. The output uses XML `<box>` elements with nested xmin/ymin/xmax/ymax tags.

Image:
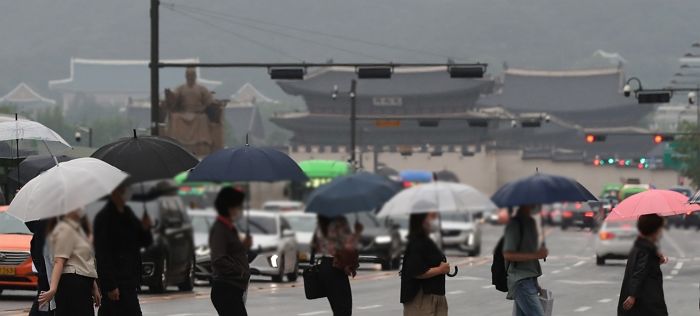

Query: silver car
<box><xmin>440</xmin><ymin>212</ymin><xmax>482</xmax><ymax>256</ymax></box>
<box><xmin>280</xmin><ymin>211</ymin><xmax>317</xmax><ymax>268</ymax></box>
<box><xmin>595</xmin><ymin>220</ymin><xmax>637</xmax><ymax>265</ymax></box>
<box><xmin>238</xmin><ymin>210</ymin><xmax>299</xmax><ymax>282</ymax></box>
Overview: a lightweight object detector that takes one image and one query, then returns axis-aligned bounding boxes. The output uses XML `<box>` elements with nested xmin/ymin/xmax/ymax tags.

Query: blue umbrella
<box><xmin>187</xmin><ymin>145</ymin><xmax>308</xmax><ymax>183</ymax></box>
<box><xmin>306</xmin><ymin>172</ymin><xmax>401</xmax><ymax>217</ymax></box>
<box><xmin>491</xmin><ymin>173</ymin><xmax>597</xmax><ymax>208</ymax></box>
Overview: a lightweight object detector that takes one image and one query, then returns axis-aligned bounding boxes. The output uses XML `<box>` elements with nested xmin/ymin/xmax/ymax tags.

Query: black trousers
<box><xmin>55</xmin><ymin>274</ymin><xmax>94</xmax><ymax>316</ymax></box>
<box><xmin>211</xmin><ymin>281</ymin><xmax>247</xmax><ymax>316</ymax></box>
<box><xmin>98</xmin><ymin>285</ymin><xmax>142</xmax><ymax>316</ymax></box>
<box><xmin>319</xmin><ymin>258</ymin><xmax>352</xmax><ymax>316</ymax></box>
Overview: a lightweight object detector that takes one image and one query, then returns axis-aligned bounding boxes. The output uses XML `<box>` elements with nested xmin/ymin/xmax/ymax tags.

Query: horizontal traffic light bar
<box><xmin>157</xmin><ymin>62</ymin><xmax>488</xmax><ymax>69</ymax></box>
<box><xmin>636</xmin><ymin>90</ymin><xmax>672</xmax><ymax>104</ymax></box>
<box><xmin>585</xmin><ymin>133</ymin><xmax>689</xmax><ymax>144</ymax></box>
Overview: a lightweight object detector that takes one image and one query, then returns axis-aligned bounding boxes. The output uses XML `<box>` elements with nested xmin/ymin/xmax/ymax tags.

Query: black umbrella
<box><xmin>91</xmin><ymin>130</ymin><xmax>199</xmax><ymax>183</ymax></box>
<box><xmin>6</xmin><ymin>155</ymin><xmax>74</xmax><ymax>192</ymax></box>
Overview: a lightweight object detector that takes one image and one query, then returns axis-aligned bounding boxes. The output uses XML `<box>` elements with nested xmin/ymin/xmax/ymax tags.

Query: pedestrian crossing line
<box><xmin>551</xmin><ymin>270</ymin><xmax>561</xmax><ymax>274</ymax></box>
<box><xmin>481</xmin><ymin>285</ymin><xmax>495</xmax><ymax>289</ymax></box>
<box><xmin>357</xmin><ymin>305</ymin><xmax>382</xmax><ymax>310</ymax></box>
<box><xmin>574</xmin><ymin>306</ymin><xmax>592</xmax><ymax>312</ymax></box>
<box><xmin>573</xmin><ymin>260</ymin><xmax>586</xmax><ymax>267</ymax></box>
<box><xmin>447</xmin><ymin>290</ymin><xmax>465</xmax><ymax>295</ymax></box>
<box><xmin>671</xmin><ymin>270</ymin><xmax>679</xmax><ymax>275</ymax></box>
<box><xmin>297</xmin><ymin>311</ymin><xmax>330</xmax><ymax>316</ymax></box>
<box><xmin>598</xmin><ymin>298</ymin><xmax>613</xmax><ymax>303</ymax></box>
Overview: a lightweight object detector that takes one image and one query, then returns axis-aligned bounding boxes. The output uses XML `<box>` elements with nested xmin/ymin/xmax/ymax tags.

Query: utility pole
<box><xmin>150</xmin><ymin>0</ymin><xmax>160</xmax><ymax>136</ymax></box>
<box><xmin>349</xmin><ymin>79</ymin><xmax>357</xmax><ymax>170</ymax></box>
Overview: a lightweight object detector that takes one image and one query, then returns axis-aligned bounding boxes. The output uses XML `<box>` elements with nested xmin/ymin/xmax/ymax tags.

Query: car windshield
<box><xmin>0</xmin><ymin>212</ymin><xmax>31</xmax><ymax>234</ymax></box>
<box><xmin>441</xmin><ymin>213</ymin><xmax>472</xmax><ymax>222</ymax></box>
<box><xmin>284</xmin><ymin>215</ymin><xmax>316</xmax><ymax>232</ymax></box>
<box><xmin>191</xmin><ymin>215</ymin><xmax>214</xmax><ymax>234</ymax></box>
<box><xmin>237</xmin><ymin>216</ymin><xmax>277</xmax><ymax>235</ymax></box>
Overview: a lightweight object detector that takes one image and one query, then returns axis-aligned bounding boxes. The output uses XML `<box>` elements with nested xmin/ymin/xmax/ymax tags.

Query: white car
<box><xmin>281</xmin><ymin>211</ymin><xmax>317</xmax><ymax>267</ymax></box>
<box><xmin>238</xmin><ymin>210</ymin><xmax>299</xmax><ymax>282</ymax></box>
<box><xmin>440</xmin><ymin>212</ymin><xmax>482</xmax><ymax>256</ymax></box>
<box><xmin>262</xmin><ymin>200</ymin><xmax>305</xmax><ymax>212</ymax></box>
<box><xmin>595</xmin><ymin>220</ymin><xmax>637</xmax><ymax>265</ymax></box>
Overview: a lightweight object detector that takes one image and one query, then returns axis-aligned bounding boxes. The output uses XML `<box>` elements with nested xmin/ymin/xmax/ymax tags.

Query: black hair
<box><xmin>408</xmin><ymin>213</ymin><xmax>429</xmax><ymax>239</ymax></box>
<box><xmin>317</xmin><ymin>215</ymin><xmax>331</xmax><ymax>237</ymax></box>
<box><xmin>637</xmin><ymin>214</ymin><xmax>664</xmax><ymax>236</ymax></box>
<box><xmin>214</xmin><ymin>187</ymin><xmax>245</xmax><ymax>217</ymax></box>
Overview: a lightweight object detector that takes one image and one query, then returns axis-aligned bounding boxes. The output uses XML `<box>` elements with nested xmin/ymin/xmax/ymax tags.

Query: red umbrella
<box><xmin>606</xmin><ymin>189</ymin><xmax>700</xmax><ymax>221</ymax></box>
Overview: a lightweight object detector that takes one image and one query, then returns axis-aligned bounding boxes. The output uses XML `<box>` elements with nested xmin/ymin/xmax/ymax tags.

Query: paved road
<box><xmin>3</xmin><ymin>225</ymin><xmax>699</xmax><ymax>315</ymax></box>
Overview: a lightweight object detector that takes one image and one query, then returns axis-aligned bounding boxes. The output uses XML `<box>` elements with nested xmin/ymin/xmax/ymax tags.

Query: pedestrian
<box><xmin>502</xmin><ymin>205</ymin><xmax>549</xmax><ymax>316</ymax></box>
<box><xmin>400</xmin><ymin>212</ymin><xmax>449</xmax><ymax>316</ymax></box>
<box><xmin>27</xmin><ymin>219</ymin><xmax>55</xmax><ymax>316</ymax></box>
<box><xmin>93</xmin><ymin>184</ymin><xmax>153</xmax><ymax>316</ymax></box>
<box><xmin>209</xmin><ymin>187</ymin><xmax>252</xmax><ymax>316</ymax></box>
<box><xmin>617</xmin><ymin>213</ymin><xmax>668</xmax><ymax>316</ymax></box>
<box><xmin>312</xmin><ymin>215</ymin><xmax>363</xmax><ymax>316</ymax></box>
<box><xmin>38</xmin><ymin>210</ymin><xmax>101</xmax><ymax>316</ymax></box>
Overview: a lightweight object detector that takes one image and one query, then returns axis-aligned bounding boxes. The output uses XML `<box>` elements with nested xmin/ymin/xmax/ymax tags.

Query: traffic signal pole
<box><xmin>150</xmin><ymin>0</ymin><xmax>160</xmax><ymax>136</ymax></box>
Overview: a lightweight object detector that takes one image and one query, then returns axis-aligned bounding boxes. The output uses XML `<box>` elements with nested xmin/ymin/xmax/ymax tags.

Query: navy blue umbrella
<box><xmin>187</xmin><ymin>145</ymin><xmax>307</xmax><ymax>183</ymax></box>
<box><xmin>306</xmin><ymin>172</ymin><xmax>401</xmax><ymax>217</ymax></box>
<box><xmin>491</xmin><ymin>173</ymin><xmax>597</xmax><ymax>208</ymax></box>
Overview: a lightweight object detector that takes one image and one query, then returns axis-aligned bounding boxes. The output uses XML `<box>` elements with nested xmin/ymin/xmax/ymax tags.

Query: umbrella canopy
<box><xmin>491</xmin><ymin>173</ymin><xmax>597</xmax><ymax>208</ymax></box>
<box><xmin>91</xmin><ymin>132</ymin><xmax>199</xmax><ymax>183</ymax></box>
<box><xmin>7</xmin><ymin>154</ymin><xmax>73</xmax><ymax>188</ymax></box>
<box><xmin>377</xmin><ymin>182</ymin><xmax>497</xmax><ymax>218</ymax></box>
<box><xmin>305</xmin><ymin>172</ymin><xmax>401</xmax><ymax>217</ymax></box>
<box><xmin>7</xmin><ymin>158</ymin><xmax>128</xmax><ymax>221</ymax></box>
<box><xmin>606</xmin><ymin>189</ymin><xmax>700</xmax><ymax>221</ymax></box>
<box><xmin>0</xmin><ymin>119</ymin><xmax>71</xmax><ymax>158</ymax></box>
<box><xmin>187</xmin><ymin>145</ymin><xmax>307</xmax><ymax>183</ymax></box>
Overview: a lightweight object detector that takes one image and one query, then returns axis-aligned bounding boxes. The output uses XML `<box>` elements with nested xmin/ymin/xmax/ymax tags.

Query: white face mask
<box><xmin>429</xmin><ymin>218</ymin><xmax>440</xmax><ymax>232</ymax></box>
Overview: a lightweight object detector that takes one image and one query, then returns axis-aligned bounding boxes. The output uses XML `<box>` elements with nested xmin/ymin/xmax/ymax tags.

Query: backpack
<box><xmin>491</xmin><ymin>217</ymin><xmax>523</xmax><ymax>292</ymax></box>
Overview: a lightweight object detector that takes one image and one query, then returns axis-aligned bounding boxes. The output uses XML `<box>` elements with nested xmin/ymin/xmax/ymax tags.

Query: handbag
<box><xmin>303</xmin><ymin>246</ymin><xmax>326</xmax><ymax>300</ymax></box>
<box><xmin>511</xmin><ymin>288</ymin><xmax>554</xmax><ymax>316</ymax></box>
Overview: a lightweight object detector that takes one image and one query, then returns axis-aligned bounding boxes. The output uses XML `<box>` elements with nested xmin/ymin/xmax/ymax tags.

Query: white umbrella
<box><xmin>377</xmin><ymin>181</ymin><xmax>497</xmax><ymax>218</ymax></box>
<box><xmin>7</xmin><ymin>158</ymin><xmax>128</xmax><ymax>221</ymax></box>
<box><xmin>0</xmin><ymin>119</ymin><xmax>70</xmax><ymax>147</ymax></box>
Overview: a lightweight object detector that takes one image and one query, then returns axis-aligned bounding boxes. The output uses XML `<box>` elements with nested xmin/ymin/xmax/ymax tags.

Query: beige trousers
<box><xmin>403</xmin><ymin>289</ymin><xmax>448</xmax><ymax>316</ymax></box>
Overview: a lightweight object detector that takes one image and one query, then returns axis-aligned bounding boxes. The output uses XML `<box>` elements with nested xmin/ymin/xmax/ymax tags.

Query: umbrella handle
<box><xmin>447</xmin><ymin>266</ymin><xmax>458</xmax><ymax>277</ymax></box>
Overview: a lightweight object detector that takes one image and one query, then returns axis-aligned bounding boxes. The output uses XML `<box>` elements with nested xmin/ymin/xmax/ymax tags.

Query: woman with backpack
<box><xmin>312</xmin><ymin>215</ymin><xmax>363</xmax><ymax>316</ymax></box>
<box><xmin>400</xmin><ymin>212</ymin><xmax>450</xmax><ymax>316</ymax></box>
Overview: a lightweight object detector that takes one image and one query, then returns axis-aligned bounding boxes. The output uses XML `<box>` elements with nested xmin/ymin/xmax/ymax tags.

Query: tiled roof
<box><xmin>0</xmin><ymin>83</ymin><xmax>56</xmax><ymax>105</ymax></box>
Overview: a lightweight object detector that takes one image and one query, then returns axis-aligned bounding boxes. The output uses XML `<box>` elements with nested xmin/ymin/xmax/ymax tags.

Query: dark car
<box><xmin>668</xmin><ymin>187</ymin><xmax>694</xmax><ymax>229</ymax></box>
<box><xmin>560</xmin><ymin>202</ymin><xmax>597</xmax><ymax>230</ymax></box>
<box><xmin>130</xmin><ymin>181</ymin><xmax>196</xmax><ymax>293</ymax></box>
<box><xmin>346</xmin><ymin>213</ymin><xmax>403</xmax><ymax>271</ymax></box>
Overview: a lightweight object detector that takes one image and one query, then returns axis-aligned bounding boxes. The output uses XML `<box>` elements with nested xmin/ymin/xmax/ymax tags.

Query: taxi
<box><xmin>0</xmin><ymin>206</ymin><xmax>37</xmax><ymax>294</ymax></box>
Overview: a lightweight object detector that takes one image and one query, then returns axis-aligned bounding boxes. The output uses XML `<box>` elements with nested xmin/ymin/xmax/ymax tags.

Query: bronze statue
<box><xmin>163</xmin><ymin>68</ymin><xmax>224</xmax><ymax>156</ymax></box>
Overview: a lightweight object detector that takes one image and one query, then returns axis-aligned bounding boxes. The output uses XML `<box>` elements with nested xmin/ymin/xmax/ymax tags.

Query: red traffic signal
<box><xmin>585</xmin><ymin>134</ymin><xmax>606</xmax><ymax>143</ymax></box>
<box><xmin>652</xmin><ymin>134</ymin><xmax>674</xmax><ymax>144</ymax></box>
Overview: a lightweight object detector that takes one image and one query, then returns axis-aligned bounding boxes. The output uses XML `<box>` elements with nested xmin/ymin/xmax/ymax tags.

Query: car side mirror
<box><xmin>282</xmin><ymin>229</ymin><xmax>295</xmax><ymax>238</ymax></box>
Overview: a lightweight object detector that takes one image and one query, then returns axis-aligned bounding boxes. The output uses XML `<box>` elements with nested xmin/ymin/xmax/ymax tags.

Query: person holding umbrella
<box><xmin>209</xmin><ymin>187</ymin><xmax>253</xmax><ymax>316</ymax></box>
<box><xmin>93</xmin><ymin>184</ymin><xmax>153</xmax><ymax>316</ymax></box>
<box><xmin>400</xmin><ymin>212</ymin><xmax>449</xmax><ymax>316</ymax></box>
<box><xmin>312</xmin><ymin>214</ymin><xmax>363</xmax><ymax>316</ymax></box>
<box><xmin>38</xmin><ymin>209</ymin><xmax>101</xmax><ymax>316</ymax></box>
<box><xmin>617</xmin><ymin>214</ymin><xmax>668</xmax><ymax>316</ymax></box>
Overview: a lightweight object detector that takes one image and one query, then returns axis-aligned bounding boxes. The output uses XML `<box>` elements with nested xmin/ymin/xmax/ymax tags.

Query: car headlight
<box><xmin>374</xmin><ymin>236</ymin><xmax>392</xmax><ymax>244</ymax></box>
<box><xmin>195</xmin><ymin>246</ymin><xmax>210</xmax><ymax>257</ymax></box>
<box><xmin>467</xmin><ymin>232</ymin><xmax>475</xmax><ymax>245</ymax></box>
<box><xmin>270</xmin><ymin>254</ymin><xmax>279</xmax><ymax>268</ymax></box>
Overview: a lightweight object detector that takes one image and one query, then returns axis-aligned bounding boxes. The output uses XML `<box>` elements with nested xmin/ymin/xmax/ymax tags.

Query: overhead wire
<box><xmin>167</xmin><ymin>5</ymin><xmax>388</xmax><ymax>62</ymax></box>
<box><xmin>162</xmin><ymin>2</ymin><xmax>461</xmax><ymax>61</ymax></box>
<box><xmin>165</xmin><ymin>8</ymin><xmax>304</xmax><ymax>61</ymax></box>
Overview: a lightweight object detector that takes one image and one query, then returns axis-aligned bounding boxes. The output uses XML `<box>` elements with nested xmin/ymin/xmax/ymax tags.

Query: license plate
<box><xmin>0</xmin><ymin>266</ymin><xmax>15</xmax><ymax>276</ymax></box>
<box><xmin>298</xmin><ymin>253</ymin><xmax>308</xmax><ymax>261</ymax></box>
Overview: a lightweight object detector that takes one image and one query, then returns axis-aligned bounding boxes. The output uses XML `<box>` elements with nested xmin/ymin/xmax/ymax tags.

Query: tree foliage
<box><xmin>671</xmin><ymin>122</ymin><xmax>700</xmax><ymax>188</ymax></box>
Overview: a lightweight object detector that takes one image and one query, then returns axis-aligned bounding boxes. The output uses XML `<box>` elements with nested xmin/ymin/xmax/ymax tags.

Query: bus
<box><xmin>288</xmin><ymin>160</ymin><xmax>351</xmax><ymax>201</ymax></box>
<box><xmin>399</xmin><ymin>170</ymin><xmax>434</xmax><ymax>188</ymax></box>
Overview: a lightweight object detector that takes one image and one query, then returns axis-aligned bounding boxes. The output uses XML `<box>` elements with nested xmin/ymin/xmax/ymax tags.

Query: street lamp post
<box><xmin>332</xmin><ymin>80</ymin><xmax>358</xmax><ymax>169</ymax></box>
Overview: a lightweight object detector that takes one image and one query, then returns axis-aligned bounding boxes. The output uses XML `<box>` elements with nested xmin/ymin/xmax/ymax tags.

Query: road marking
<box><xmin>558</xmin><ymin>280</ymin><xmax>615</xmax><ymax>285</ymax></box>
<box><xmin>297</xmin><ymin>311</ymin><xmax>330</xmax><ymax>316</ymax></box>
<box><xmin>574</xmin><ymin>306</ymin><xmax>592</xmax><ymax>312</ymax></box>
<box><xmin>453</xmin><ymin>276</ymin><xmax>486</xmax><ymax>281</ymax></box>
<box><xmin>674</xmin><ymin>262</ymin><xmax>684</xmax><ymax>270</ymax></box>
<box><xmin>671</xmin><ymin>270</ymin><xmax>679</xmax><ymax>275</ymax></box>
<box><xmin>552</xmin><ymin>270</ymin><xmax>561</xmax><ymax>274</ymax></box>
<box><xmin>598</xmin><ymin>298</ymin><xmax>613</xmax><ymax>303</ymax></box>
<box><xmin>357</xmin><ymin>305</ymin><xmax>382</xmax><ymax>310</ymax></box>
<box><xmin>447</xmin><ymin>290</ymin><xmax>465</xmax><ymax>295</ymax></box>
<box><xmin>664</xmin><ymin>233</ymin><xmax>686</xmax><ymax>258</ymax></box>
<box><xmin>573</xmin><ymin>260</ymin><xmax>586</xmax><ymax>267</ymax></box>
<box><xmin>482</xmin><ymin>285</ymin><xmax>495</xmax><ymax>289</ymax></box>
<box><xmin>664</xmin><ymin>276</ymin><xmax>674</xmax><ymax>280</ymax></box>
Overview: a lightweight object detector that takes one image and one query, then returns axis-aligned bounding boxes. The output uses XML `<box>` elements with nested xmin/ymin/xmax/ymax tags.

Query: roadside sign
<box><xmin>375</xmin><ymin>120</ymin><xmax>401</xmax><ymax>128</ymax></box>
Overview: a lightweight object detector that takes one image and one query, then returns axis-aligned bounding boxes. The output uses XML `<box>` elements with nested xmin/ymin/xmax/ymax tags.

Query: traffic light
<box><xmin>637</xmin><ymin>90</ymin><xmax>672</xmax><ymax>104</ymax></box>
<box><xmin>585</xmin><ymin>134</ymin><xmax>606</xmax><ymax>143</ymax></box>
<box><xmin>652</xmin><ymin>134</ymin><xmax>675</xmax><ymax>144</ymax></box>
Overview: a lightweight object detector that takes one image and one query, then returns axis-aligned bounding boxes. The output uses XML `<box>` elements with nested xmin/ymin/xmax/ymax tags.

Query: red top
<box><xmin>216</xmin><ymin>215</ymin><xmax>235</xmax><ymax>231</ymax></box>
